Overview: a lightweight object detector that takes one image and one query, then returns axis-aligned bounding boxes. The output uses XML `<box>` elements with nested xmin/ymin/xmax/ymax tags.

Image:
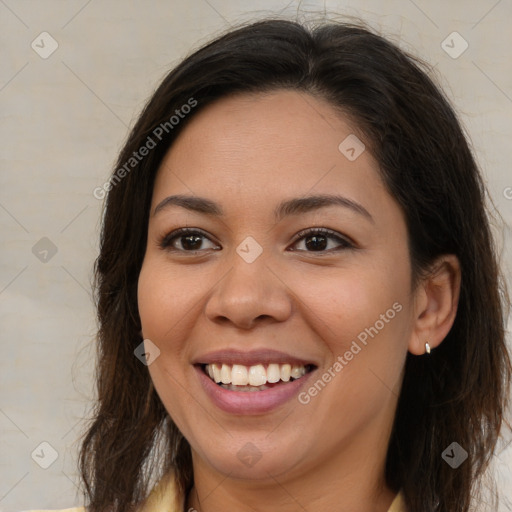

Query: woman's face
<box><xmin>138</xmin><ymin>90</ymin><xmax>417</xmax><ymax>482</ymax></box>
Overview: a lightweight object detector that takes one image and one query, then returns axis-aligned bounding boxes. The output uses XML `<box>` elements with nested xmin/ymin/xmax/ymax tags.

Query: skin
<box><xmin>137</xmin><ymin>90</ymin><xmax>461</xmax><ymax>512</ymax></box>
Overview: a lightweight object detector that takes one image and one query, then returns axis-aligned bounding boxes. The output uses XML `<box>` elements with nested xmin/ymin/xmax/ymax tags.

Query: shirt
<box><xmin>25</xmin><ymin>470</ymin><xmax>407</xmax><ymax>512</ymax></box>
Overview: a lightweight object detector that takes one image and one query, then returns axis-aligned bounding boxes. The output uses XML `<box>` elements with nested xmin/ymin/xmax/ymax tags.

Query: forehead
<box><xmin>163</xmin><ymin>89</ymin><xmax>362</xmax><ymax>162</ymax></box>
<box><xmin>151</xmin><ymin>90</ymin><xmax>388</xmax><ymax>219</ymax></box>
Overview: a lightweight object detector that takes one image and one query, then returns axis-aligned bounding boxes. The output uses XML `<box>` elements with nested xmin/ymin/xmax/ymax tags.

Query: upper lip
<box><xmin>192</xmin><ymin>349</ymin><xmax>318</xmax><ymax>368</ymax></box>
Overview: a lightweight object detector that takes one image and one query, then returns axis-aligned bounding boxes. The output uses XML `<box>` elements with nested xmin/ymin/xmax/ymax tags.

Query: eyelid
<box><xmin>158</xmin><ymin>227</ymin><xmax>220</xmax><ymax>252</ymax></box>
<box><xmin>290</xmin><ymin>227</ymin><xmax>355</xmax><ymax>250</ymax></box>
<box><xmin>158</xmin><ymin>226</ymin><xmax>355</xmax><ymax>253</ymax></box>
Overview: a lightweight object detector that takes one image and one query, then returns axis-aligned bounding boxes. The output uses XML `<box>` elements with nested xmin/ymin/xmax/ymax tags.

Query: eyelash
<box><xmin>158</xmin><ymin>227</ymin><xmax>355</xmax><ymax>254</ymax></box>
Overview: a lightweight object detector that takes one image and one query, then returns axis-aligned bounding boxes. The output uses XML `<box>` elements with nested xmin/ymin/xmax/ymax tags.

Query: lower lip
<box><xmin>195</xmin><ymin>365</ymin><xmax>315</xmax><ymax>415</ymax></box>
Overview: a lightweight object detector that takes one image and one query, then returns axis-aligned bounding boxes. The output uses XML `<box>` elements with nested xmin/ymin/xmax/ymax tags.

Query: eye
<box><xmin>158</xmin><ymin>227</ymin><xmax>355</xmax><ymax>254</ymax></box>
<box><xmin>158</xmin><ymin>228</ymin><xmax>220</xmax><ymax>252</ymax></box>
<box><xmin>290</xmin><ymin>227</ymin><xmax>354</xmax><ymax>253</ymax></box>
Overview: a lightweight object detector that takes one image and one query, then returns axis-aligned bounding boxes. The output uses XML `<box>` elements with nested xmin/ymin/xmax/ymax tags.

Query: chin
<box><xmin>202</xmin><ymin>450</ymin><xmax>302</xmax><ymax>480</ymax></box>
<box><xmin>190</xmin><ymin>431</ymin><xmax>310</xmax><ymax>481</ymax></box>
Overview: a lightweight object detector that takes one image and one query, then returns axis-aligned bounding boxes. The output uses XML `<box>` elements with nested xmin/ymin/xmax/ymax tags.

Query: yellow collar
<box><xmin>140</xmin><ymin>471</ymin><xmax>184</xmax><ymax>512</ymax></box>
<box><xmin>141</xmin><ymin>470</ymin><xmax>406</xmax><ymax>512</ymax></box>
<box><xmin>388</xmin><ymin>490</ymin><xmax>407</xmax><ymax>512</ymax></box>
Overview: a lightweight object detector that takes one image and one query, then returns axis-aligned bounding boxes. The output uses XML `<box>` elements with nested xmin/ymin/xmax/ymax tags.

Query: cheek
<box><xmin>137</xmin><ymin>258</ymin><xmax>203</xmax><ymax>340</ymax></box>
<box><xmin>288</xmin><ymin>261</ymin><xmax>411</xmax><ymax>402</ymax></box>
<box><xmin>292</xmin><ymin>268</ymin><xmax>409</xmax><ymax>425</ymax></box>
<box><xmin>291</xmin><ymin>264</ymin><xmax>405</xmax><ymax>345</ymax></box>
<box><xmin>137</xmin><ymin>260</ymin><xmax>198</xmax><ymax>433</ymax></box>
<box><xmin>137</xmin><ymin>260</ymin><xmax>194</xmax><ymax>400</ymax></box>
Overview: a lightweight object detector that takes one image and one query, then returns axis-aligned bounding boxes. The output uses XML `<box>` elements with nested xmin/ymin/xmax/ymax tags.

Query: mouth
<box><xmin>192</xmin><ymin>348</ymin><xmax>319</xmax><ymax>414</ymax></box>
<box><xmin>200</xmin><ymin>362</ymin><xmax>316</xmax><ymax>392</ymax></box>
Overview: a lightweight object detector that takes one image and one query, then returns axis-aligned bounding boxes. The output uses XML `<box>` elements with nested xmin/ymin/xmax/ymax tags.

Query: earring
<box><xmin>425</xmin><ymin>342</ymin><xmax>431</xmax><ymax>354</ymax></box>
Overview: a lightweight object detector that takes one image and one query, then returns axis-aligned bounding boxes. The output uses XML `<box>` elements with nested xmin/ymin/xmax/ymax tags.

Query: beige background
<box><xmin>1</xmin><ymin>0</ymin><xmax>511</xmax><ymax>510</ymax></box>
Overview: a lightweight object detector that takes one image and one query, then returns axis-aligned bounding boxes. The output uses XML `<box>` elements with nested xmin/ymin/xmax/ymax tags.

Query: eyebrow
<box><xmin>153</xmin><ymin>193</ymin><xmax>374</xmax><ymax>223</ymax></box>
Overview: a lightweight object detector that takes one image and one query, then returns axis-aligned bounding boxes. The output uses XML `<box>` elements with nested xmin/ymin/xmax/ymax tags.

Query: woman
<box><xmin>32</xmin><ymin>17</ymin><xmax>511</xmax><ymax>512</ymax></box>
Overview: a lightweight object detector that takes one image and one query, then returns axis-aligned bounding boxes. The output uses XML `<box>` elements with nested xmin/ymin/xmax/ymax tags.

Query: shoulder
<box><xmin>22</xmin><ymin>470</ymin><xmax>180</xmax><ymax>512</ymax></box>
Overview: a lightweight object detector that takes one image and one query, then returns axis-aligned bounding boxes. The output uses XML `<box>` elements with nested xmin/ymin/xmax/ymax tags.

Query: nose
<box><xmin>204</xmin><ymin>252</ymin><xmax>293</xmax><ymax>330</ymax></box>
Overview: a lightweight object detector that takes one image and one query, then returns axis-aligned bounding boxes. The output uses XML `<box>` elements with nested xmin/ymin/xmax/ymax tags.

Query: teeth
<box><xmin>280</xmin><ymin>363</ymin><xmax>291</xmax><ymax>382</ymax></box>
<box><xmin>221</xmin><ymin>384</ymin><xmax>270</xmax><ymax>392</ymax></box>
<box><xmin>290</xmin><ymin>365</ymin><xmax>303</xmax><ymax>379</ymax></box>
<box><xmin>212</xmin><ymin>364</ymin><xmax>222</xmax><ymax>383</ymax></box>
<box><xmin>204</xmin><ymin>363</ymin><xmax>308</xmax><ymax>386</ymax></box>
<box><xmin>248</xmin><ymin>364</ymin><xmax>266</xmax><ymax>386</ymax></box>
<box><xmin>231</xmin><ymin>364</ymin><xmax>249</xmax><ymax>386</ymax></box>
<box><xmin>220</xmin><ymin>364</ymin><xmax>231</xmax><ymax>384</ymax></box>
<box><xmin>266</xmin><ymin>363</ymin><xmax>281</xmax><ymax>383</ymax></box>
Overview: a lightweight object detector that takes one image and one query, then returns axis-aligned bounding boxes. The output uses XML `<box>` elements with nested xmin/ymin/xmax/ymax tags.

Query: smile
<box><xmin>193</xmin><ymin>349</ymin><xmax>318</xmax><ymax>413</ymax></box>
<box><xmin>203</xmin><ymin>363</ymin><xmax>314</xmax><ymax>391</ymax></box>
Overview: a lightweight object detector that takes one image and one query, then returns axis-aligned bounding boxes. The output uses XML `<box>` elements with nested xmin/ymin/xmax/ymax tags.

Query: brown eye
<box><xmin>159</xmin><ymin>228</ymin><xmax>220</xmax><ymax>252</ymax></box>
<box><xmin>158</xmin><ymin>227</ymin><xmax>354</xmax><ymax>254</ymax></box>
<box><xmin>290</xmin><ymin>228</ymin><xmax>354</xmax><ymax>253</ymax></box>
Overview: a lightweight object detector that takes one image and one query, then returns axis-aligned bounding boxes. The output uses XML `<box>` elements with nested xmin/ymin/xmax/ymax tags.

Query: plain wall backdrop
<box><xmin>1</xmin><ymin>0</ymin><xmax>511</xmax><ymax>510</ymax></box>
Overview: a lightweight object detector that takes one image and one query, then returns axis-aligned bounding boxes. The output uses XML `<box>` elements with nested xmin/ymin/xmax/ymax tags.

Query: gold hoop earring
<box><xmin>425</xmin><ymin>342</ymin><xmax>431</xmax><ymax>354</ymax></box>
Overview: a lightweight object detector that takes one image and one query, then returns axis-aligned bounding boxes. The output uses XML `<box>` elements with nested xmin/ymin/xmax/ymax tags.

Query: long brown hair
<box><xmin>79</xmin><ymin>18</ymin><xmax>512</xmax><ymax>512</ymax></box>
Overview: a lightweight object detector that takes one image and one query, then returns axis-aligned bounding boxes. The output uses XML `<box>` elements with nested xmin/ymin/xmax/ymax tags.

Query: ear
<box><xmin>408</xmin><ymin>254</ymin><xmax>461</xmax><ymax>355</ymax></box>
